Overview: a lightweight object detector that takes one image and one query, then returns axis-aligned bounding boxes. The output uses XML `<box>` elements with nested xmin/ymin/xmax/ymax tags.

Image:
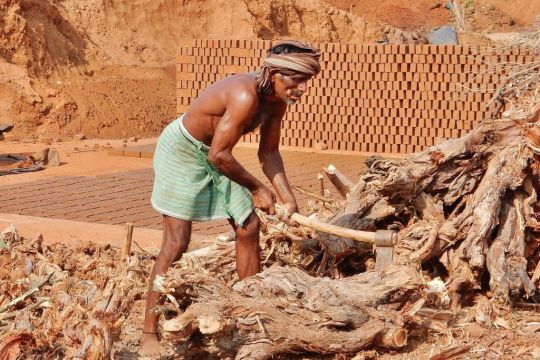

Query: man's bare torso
<box><xmin>182</xmin><ymin>72</ymin><xmax>284</xmax><ymax>147</ymax></box>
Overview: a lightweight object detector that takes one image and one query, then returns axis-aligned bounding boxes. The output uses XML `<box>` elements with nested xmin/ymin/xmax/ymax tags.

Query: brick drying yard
<box><xmin>0</xmin><ymin>36</ymin><xmax>539</xmax><ymax>359</ymax></box>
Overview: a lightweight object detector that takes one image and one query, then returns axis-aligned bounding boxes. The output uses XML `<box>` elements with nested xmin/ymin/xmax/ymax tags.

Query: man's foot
<box><xmin>140</xmin><ymin>332</ymin><xmax>166</xmax><ymax>357</ymax></box>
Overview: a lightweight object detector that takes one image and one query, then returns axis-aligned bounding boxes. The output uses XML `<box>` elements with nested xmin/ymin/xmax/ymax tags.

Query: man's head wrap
<box><xmin>256</xmin><ymin>40</ymin><xmax>321</xmax><ymax>96</ymax></box>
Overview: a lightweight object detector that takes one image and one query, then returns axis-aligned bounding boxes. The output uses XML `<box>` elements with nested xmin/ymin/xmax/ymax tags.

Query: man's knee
<box><xmin>237</xmin><ymin>212</ymin><xmax>260</xmax><ymax>240</ymax></box>
<box><xmin>161</xmin><ymin>216</ymin><xmax>191</xmax><ymax>259</ymax></box>
<box><xmin>163</xmin><ymin>231</ymin><xmax>189</xmax><ymax>253</ymax></box>
<box><xmin>239</xmin><ymin>212</ymin><xmax>261</xmax><ymax>238</ymax></box>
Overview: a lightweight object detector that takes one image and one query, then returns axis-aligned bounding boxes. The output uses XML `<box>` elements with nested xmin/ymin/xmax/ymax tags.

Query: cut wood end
<box><xmin>393</xmin><ymin>329</ymin><xmax>407</xmax><ymax>348</ymax></box>
<box><xmin>376</xmin><ymin>327</ymin><xmax>407</xmax><ymax>348</ymax></box>
<box><xmin>318</xmin><ymin>174</ymin><xmax>324</xmax><ymax>179</ymax></box>
<box><xmin>198</xmin><ymin>315</ymin><xmax>222</xmax><ymax>334</ymax></box>
<box><xmin>162</xmin><ymin>316</ymin><xmax>198</xmax><ymax>338</ymax></box>
<box><xmin>326</xmin><ymin>164</ymin><xmax>336</xmax><ymax>173</ymax></box>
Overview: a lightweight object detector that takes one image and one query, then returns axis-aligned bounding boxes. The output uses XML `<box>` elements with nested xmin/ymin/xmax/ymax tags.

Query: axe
<box><xmin>286</xmin><ymin>212</ymin><xmax>397</xmax><ymax>269</ymax></box>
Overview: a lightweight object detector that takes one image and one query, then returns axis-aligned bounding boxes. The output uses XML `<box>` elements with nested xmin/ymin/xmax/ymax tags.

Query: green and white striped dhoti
<box><xmin>151</xmin><ymin>116</ymin><xmax>254</xmax><ymax>226</ymax></box>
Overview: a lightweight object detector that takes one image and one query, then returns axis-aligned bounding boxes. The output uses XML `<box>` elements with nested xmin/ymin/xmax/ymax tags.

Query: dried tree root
<box><xmin>320</xmin><ymin>117</ymin><xmax>540</xmax><ymax>303</ymax></box>
<box><xmin>157</xmin><ymin>265</ymin><xmax>422</xmax><ymax>359</ymax></box>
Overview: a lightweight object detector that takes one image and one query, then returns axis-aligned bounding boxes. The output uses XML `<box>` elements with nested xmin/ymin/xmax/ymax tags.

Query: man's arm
<box><xmin>258</xmin><ymin>107</ymin><xmax>298</xmax><ymax>217</ymax></box>
<box><xmin>207</xmin><ymin>90</ymin><xmax>276</xmax><ymax>215</ymax></box>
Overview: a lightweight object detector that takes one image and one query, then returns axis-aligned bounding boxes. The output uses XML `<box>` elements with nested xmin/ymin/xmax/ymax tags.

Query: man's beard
<box><xmin>285</xmin><ymin>90</ymin><xmax>303</xmax><ymax>105</ymax></box>
<box><xmin>285</xmin><ymin>98</ymin><xmax>298</xmax><ymax>105</ymax></box>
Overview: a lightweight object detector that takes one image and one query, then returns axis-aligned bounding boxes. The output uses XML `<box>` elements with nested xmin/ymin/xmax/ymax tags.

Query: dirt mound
<box><xmin>478</xmin><ymin>0</ymin><xmax>540</xmax><ymax>27</ymax></box>
<box><xmin>0</xmin><ymin>0</ymin><xmax>87</xmax><ymax>76</ymax></box>
<box><xmin>330</xmin><ymin>0</ymin><xmax>451</xmax><ymax>31</ymax></box>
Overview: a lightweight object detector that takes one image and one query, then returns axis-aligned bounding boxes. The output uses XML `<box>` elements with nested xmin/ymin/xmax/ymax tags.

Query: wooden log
<box><xmin>120</xmin><ymin>222</ymin><xmax>134</xmax><ymax>261</ymax></box>
<box><xmin>324</xmin><ymin>164</ymin><xmax>354</xmax><ymax>198</ymax></box>
<box><xmin>532</xmin><ymin>261</ymin><xmax>540</xmax><ymax>284</ymax></box>
<box><xmin>159</xmin><ymin>265</ymin><xmax>422</xmax><ymax>358</ymax></box>
<box><xmin>317</xmin><ymin>116</ymin><xmax>540</xmax><ymax>301</ymax></box>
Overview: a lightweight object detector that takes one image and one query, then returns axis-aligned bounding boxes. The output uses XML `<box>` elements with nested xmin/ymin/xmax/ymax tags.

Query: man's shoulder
<box><xmin>225</xmin><ymin>73</ymin><xmax>258</xmax><ymax>91</ymax></box>
<box><xmin>222</xmin><ymin>74</ymin><xmax>259</xmax><ymax>104</ymax></box>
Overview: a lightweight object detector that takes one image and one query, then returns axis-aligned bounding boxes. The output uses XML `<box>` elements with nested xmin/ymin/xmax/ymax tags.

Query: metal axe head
<box><xmin>374</xmin><ymin>230</ymin><xmax>397</xmax><ymax>270</ymax></box>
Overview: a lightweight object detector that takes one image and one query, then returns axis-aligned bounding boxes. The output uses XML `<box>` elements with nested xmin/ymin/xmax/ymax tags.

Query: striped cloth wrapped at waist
<box><xmin>151</xmin><ymin>115</ymin><xmax>254</xmax><ymax>225</ymax></box>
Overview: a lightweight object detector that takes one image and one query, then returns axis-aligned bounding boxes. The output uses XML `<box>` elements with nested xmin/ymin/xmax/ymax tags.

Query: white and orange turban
<box><xmin>256</xmin><ymin>40</ymin><xmax>321</xmax><ymax>96</ymax></box>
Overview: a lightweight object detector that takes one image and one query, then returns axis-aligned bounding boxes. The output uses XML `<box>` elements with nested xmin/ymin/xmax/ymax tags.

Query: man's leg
<box><xmin>140</xmin><ymin>215</ymin><xmax>192</xmax><ymax>356</ymax></box>
<box><xmin>230</xmin><ymin>212</ymin><xmax>261</xmax><ymax>279</ymax></box>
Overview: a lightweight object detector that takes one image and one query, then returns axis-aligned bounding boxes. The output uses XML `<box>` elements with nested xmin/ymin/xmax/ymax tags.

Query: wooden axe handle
<box><xmin>290</xmin><ymin>213</ymin><xmax>376</xmax><ymax>244</ymax></box>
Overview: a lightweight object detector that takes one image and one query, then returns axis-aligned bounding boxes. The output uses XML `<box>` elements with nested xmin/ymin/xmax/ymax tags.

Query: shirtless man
<box><xmin>140</xmin><ymin>40</ymin><xmax>321</xmax><ymax>356</ymax></box>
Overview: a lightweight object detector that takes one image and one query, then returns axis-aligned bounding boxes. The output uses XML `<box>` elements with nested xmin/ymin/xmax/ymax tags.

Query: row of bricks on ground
<box><xmin>20</xmin><ymin>195</ymin><xmax>153</xmax><ymax>211</ymax></box>
<box><xmin>0</xmin><ymin>175</ymin><xmax>89</xmax><ymax>185</ymax></box>
<box><xmin>177</xmin><ymin>66</ymin><xmax>506</xmax><ymax>84</ymax></box>
<box><xmin>0</xmin><ymin>194</ymin><xmax>142</xmax><ymax>211</ymax></box>
<box><xmin>0</xmin><ymin>176</ymin><xmax>88</xmax><ymax>192</ymax></box>
<box><xmin>0</xmin><ymin>197</ymin><xmax>153</xmax><ymax>215</ymax></box>
<box><xmin>178</xmin><ymin>41</ymin><xmax>534</xmax><ymax>56</ymax></box>
<box><xmin>25</xmin><ymin>206</ymin><xmax>156</xmax><ymax>222</ymax></box>
<box><xmin>1</xmin><ymin>210</ymin><xmax>216</xmax><ymax>232</ymax></box>
<box><xmin>0</xmin><ymin>179</ymin><xmax>142</xmax><ymax>201</ymax></box>
<box><xmin>0</xmin><ymin>205</ymin><xmax>151</xmax><ymax>219</ymax></box>
<box><xmin>5</xmin><ymin>183</ymin><xmax>154</xmax><ymax>203</ymax></box>
<box><xmin>0</xmin><ymin>172</ymin><xmax>154</xmax><ymax>198</ymax></box>
<box><xmin>0</xmin><ymin>188</ymin><xmax>152</xmax><ymax>206</ymax></box>
<box><xmin>177</xmin><ymin>55</ymin><xmax>535</xmax><ymax>71</ymax></box>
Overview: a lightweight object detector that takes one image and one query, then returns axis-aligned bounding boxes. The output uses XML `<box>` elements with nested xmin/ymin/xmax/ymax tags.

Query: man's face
<box><xmin>273</xmin><ymin>72</ymin><xmax>311</xmax><ymax>105</ymax></box>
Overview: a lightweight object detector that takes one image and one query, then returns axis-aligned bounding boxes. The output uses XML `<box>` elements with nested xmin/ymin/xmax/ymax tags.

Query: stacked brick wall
<box><xmin>176</xmin><ymin>39</ymin><xmax>537</xmax><ymax>154</ymax></box>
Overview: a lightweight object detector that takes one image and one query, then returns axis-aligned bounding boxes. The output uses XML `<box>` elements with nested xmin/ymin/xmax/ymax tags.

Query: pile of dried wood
<box><xmin>325</xmin><ymin>108</ymin><xmax>540</xmax><ymax>304</ymax></box>
<box><xmin>0</xmin><ymin>225</ymin><xmax>152</xmax><ymax>359</ymax></box>
<box><xmin>155</xmin><ymin>199</ymin><xmax>540</xmax><ymax>359</ymax></box>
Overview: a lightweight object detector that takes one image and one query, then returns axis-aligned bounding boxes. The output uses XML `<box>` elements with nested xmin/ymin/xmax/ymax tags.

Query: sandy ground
<box><xmin>0</xmin><ymin>213</ymin><xmax>214</xmax><ymax>253</ymax></box>
<box><xmin>0</xmin><ymin>138</ymin><xmax>220</xmax><ymax>251</ymax></box>
<box><xmin>0</xmin><ymin>138</ymin><xmax>155</xmax><ymax>186</ymax></box>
